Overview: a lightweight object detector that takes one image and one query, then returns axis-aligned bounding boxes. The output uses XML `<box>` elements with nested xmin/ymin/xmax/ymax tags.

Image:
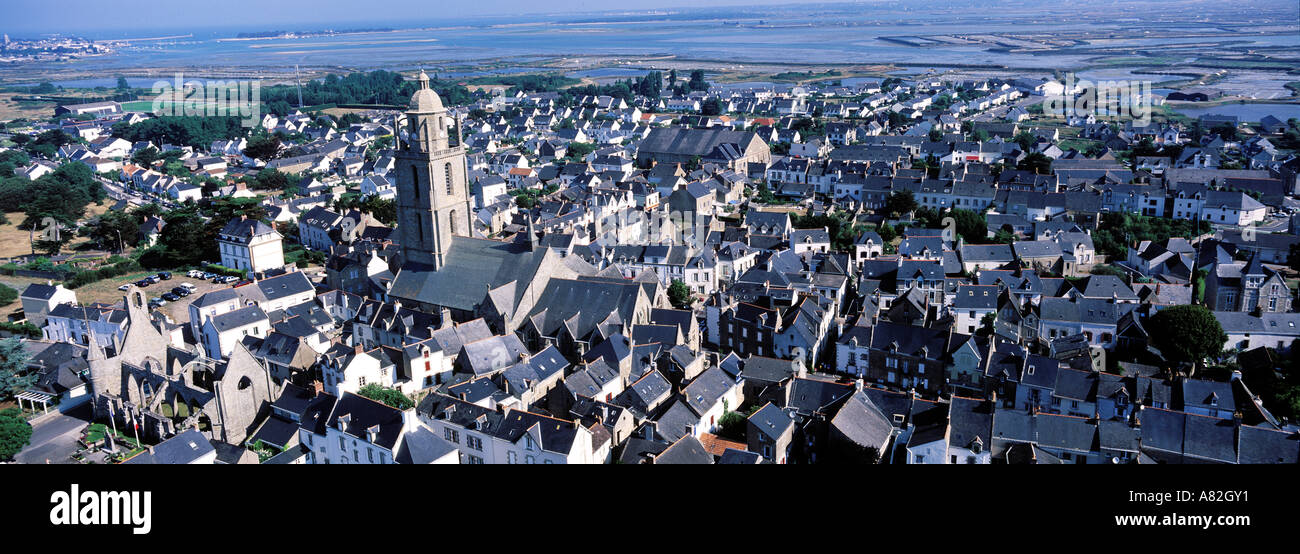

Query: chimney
<box><xmin>312</xmin><ymin>380</ymin><xmax>324</xmax><ymax>396</ymax></box>
<box><xmin>354</xmin><ymin>344</ymin><xmax>364</xmax><ymax>355</ymax></box>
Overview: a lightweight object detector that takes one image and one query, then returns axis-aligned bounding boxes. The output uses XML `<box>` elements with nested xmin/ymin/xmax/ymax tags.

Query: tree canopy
<box><xmin>0</xmin><ymin>408</ymin><xmax>32</xmax><ymax>461</ymax></box>
<box><xmin>668</xmin><ymin>280</ymin><xmax>693</xmax><ymax>309</ymax></box>
<box><xmin>0</xmin><ymin>338</ymin><xmax>33</xmax><ymax>402</ymax></box>
<box><xmin>1149</xmin><ymin>305</ymin><xmax>1227</xmax><ymax>368</ymax></box>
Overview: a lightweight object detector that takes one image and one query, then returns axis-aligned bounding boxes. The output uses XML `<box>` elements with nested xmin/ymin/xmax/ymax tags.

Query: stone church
<box><xmin>388</xmin><ymin>71</ymin><xmax>603</xmax><ymax>333</ymax></box>
<box><xmin>87</xmin><ymin>286</ymin><xmax>277</xmax><ymax>446</ymax></box>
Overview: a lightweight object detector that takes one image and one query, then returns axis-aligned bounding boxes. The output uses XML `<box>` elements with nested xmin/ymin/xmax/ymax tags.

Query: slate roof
<box><xmin>122</xmin><ymin>429</ymin><xmax>215</xmax><ymax>464</ymax></box>
<box><xmin>389</xmin><ymin>237</ymin><xmax>555</xmax><ymax>312</ymax></box>
<box><xmin>749</xmin><ymin>402</ymin><xmax>794</xmax><ymax>441</ymax></box>
<box><xmin>653</xmin><ymin>435</ymin><xmax>715</xmax><ymax>464</ymax></box>
<box><xmin>830</xmin><ymin>390</ymin><xmax>895</xmax><ymax>451</ymax></box>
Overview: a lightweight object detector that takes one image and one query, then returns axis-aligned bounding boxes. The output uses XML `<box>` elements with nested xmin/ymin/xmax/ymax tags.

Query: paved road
<box><xmin>14</xmin><ymin>403</ymin><xmax>93</xmax><ymax>465</ymax></box>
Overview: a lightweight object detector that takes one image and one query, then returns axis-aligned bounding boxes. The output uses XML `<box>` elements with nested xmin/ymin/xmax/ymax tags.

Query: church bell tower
<box><xmin>395</xmin><ymin>70</ymin><xmax>470</xmax><ymax>270</ymax></box>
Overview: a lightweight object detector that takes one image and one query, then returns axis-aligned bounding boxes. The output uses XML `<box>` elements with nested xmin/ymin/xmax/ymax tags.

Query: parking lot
<box><xmin>76</xmin><ymin>270</ymin><xmax>248</xmax><ymax>327</ymax></box>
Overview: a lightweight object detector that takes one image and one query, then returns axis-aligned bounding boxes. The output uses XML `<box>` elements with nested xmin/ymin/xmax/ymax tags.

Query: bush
<box><xmin>205</xmin><ymin>264</ymin><xmax>248</xmax><ymax>279</ymax></box>
<box><xmin>0</xmin><ymin>322</ymin><xmax>41</xmax><ymax>339</ymax></box>
<box><xmin>0</xmin><ymin>407</ymin><xmax>33</xmax><ymax>461</ymax></box>
<box><xmin>358</xmin><ymin>384</ymin><xmax>414</xmax><ymax>410</ymax></box>
<box><xmin>718</xmin><ymin>411</ymin><xmax>747</xmax><ymax>441</ymax></box>
<box><xmin>0</xmin><ymin>283</ymin><xmax>16</xmax><ymax>305</ymax></box>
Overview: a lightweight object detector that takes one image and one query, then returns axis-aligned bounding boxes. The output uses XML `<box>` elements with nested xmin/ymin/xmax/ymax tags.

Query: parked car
<box><xmin>180</xmin><ymin>282</ymin><xmax>198</xmax><ymax>292</ymax></box>
<box><xmin>171</xmin><ymin>287</ymin><xmax>190</xmax><ymax>297</ymax></box>
<box><xmin>157</xmin><ymin>272</ymin><xmax>172</xmax><ymax>280</ymax></box>
<box><xmin>147</xmin><ymin>299</ymin><xmax>164</xmax><ymax>309</ymax></box>
<box><xmin>162</xmin><ymin>292</ymin><xmax>179</xmax><ymax>302</ymax></box>
<box><xmin>223</xmin><ymin>276</ymin><xmax>241</xmax><ymax>284</ymax></box>
<box><xmin>135</xmin><ymin>279</ymin><xmax>151</xmax><ymax>287</ymax></box>
<box><xmin>118</xmin><ymin>284</ymin><xmax>131</xmax><ymax>291</ymax></box>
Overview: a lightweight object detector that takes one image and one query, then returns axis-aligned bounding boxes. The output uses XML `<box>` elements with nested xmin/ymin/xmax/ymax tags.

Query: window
<box><xmin>444</xmin><ymin>163</ymin><xmax>454</xmax><ymax>196</ymax></box>
<box><xmin>444</xmin><ymin>428</ymin><xmax>459</xmax><ymax>444</ymax></box>
<box><xmin>467</xmin><ymin>436</ymin><xmax>483</xmax><ymax>451</ymax></box>
<box><xmin>412</xmin><ymin>165</ymin><xmax>420</xmax><ymax>199</ymax></box>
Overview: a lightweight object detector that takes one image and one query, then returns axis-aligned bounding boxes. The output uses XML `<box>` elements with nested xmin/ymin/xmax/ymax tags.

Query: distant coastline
<box><xmin>217</xmin><ymin>28</ymin><xmax>396</xmax><ymax>42</ymax></box>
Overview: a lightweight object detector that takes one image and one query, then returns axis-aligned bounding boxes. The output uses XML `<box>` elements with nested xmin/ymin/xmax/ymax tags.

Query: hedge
<box><xmin>64</xmin><ymin>259</ymin><xmax>144</xmax><ymax>289</ymax></box>
<box><xmin>204</xmin><ymin>264</ymin><xmax>248</xmax><ymax>279</ymax></box>
<box><xmin>0</xmin><ymin>321</ymin><xmax>42</xmax><ymax>338</ymax></box>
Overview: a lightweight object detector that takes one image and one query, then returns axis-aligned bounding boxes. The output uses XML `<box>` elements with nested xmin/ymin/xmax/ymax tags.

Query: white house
<box><xmin>218</xmin><ymin>215</ymin><xmax>284</xmax><ymax>273</ymax></box>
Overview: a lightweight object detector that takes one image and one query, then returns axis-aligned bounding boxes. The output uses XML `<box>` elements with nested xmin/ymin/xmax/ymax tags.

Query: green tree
<box><xmin>949</xmin><ymin>208</ymin><xmax>988</xmax><ymax>245</ymax></box>
<box><xmin>87</xmin><ymin>209</ymin><xmax>142</xmax><ymax>252</ymax></box>
<box><xmin>156</xmin><ymin>212</ymin><xmax>212</xmax><ymax>267</ymax></box>
<box><xmin>0</xmin><ymin>283</ymin><xmax>16</xmax><ymax>306</ymax></box>
<box><xmin>884</xmin><ymin>190</ymin><xmax>918</xmax><ymax>218</ymax></box>
<box><xmin>0</xmin><ymin>408</ymin><xmax>32</xmax><ymax>461</ymax></box>
<box><xmin>355</xmin><ymin>196</ymin><xmax>395</xmax><ymax>226</ymax></box>
<box><xmin>1012</xmin><ymin>131</ymin><xmax>1037</xmax><ymax>152</ymax></box>
<box><xmin>1149</xmin><ymin>305</ymin><xmax>1227</xmax><ymax>371</ymax></box>
<box><xmin>928</xmin><ymin>127</ymin><xmax>944</xmax><ymax>142</ymax></box>
<box><xmin>358</xmin><ymin>383</ymin><xmax>414</xmax><ymax>410</ymax></box>
<box><xmin>701</xmin><ymin>98</ymin><xmax>723</xmax><ymax>116</ymax></box>
<box><xmin>718</xmin><ymin>411</ymin><xmax>747</xmax><ymax>441</ymax></box>
<box><xmin>688</xmin><ymin>70</ymin><xmax>708</xmax><ymax>92</ymax></box>
<box><xmin>131</xmin><ymin>146</ymin><xmax>160</xmax><ymax>168</ymax></box>
<box><xmin>1017</xmin><ymin>152</ymin><xmax>1053</xmax><ymax>175</ymax></box>
<box><xmin>668</xmin><ymin>279</ymin><xmax>693</xmax><ymax>309</ymax></box>
<box><xmin>244</xmin><ymin>134</ymin><xmax>282</xmax><ymax>162</ymax></box>
<box><xmin>977</xmin><ymin>312</ymin><xmax>996</xmax><ymax>337</ymax></box>
<box><xmin>0</xmin><ymin>338</ymin><xmax>34</xmax><ymax>401</ymax></box>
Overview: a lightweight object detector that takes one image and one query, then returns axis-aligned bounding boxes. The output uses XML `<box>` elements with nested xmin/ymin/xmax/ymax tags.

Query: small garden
<box><xmin>75</xmin><ymin>422</ymin><xmax>147</xmax><ymax>464</ymax></box>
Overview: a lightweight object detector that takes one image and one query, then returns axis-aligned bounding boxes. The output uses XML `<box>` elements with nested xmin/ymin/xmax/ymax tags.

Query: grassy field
<box><xmin>0</xmin><ymin>92</ymin><xmax>57</xmax><ymax>121</ymax></box>
<box><xmin>0</xmin><ymin>203</ymin><xmax>112</xmax><ymax>260</ymax></box>
<box><xmin>0</xmin><ymin>89</ymin><xmax>108</xmax><ymax>121</ymax></box>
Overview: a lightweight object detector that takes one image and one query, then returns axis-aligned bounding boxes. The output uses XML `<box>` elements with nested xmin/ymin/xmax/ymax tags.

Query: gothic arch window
<box><xmin>450</xmin><ymin>210</ymin><xmax>459</xmax><ymax>236</ymax></box>
<box><xmin>411</xmin><ymin>165</ymin><xmax>420</xmax><ymax>200</ymax></box>
<box><xmin>444</xmin><ymin>162</ymin><xmax>453</xmax><ymax>196</ymax></box>
<box><xmin>238</xmin><ymin>376</ymin><xmax>252</xmax><ymax>390</ymax></box>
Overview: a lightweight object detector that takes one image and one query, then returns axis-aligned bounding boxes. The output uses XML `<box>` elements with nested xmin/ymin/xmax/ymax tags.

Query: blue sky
<box><xmin>2</xmin><ymin>0</ymin><xmax>828</xmax><ymax>36</ymax></box>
